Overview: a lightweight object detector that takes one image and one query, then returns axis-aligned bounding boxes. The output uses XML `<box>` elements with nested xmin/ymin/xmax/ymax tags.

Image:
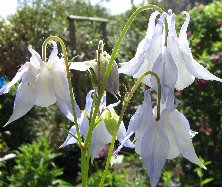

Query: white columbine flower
<box><xmin>60</xmin><ymin>90</ymin><xmax>134</xmax><ymax>159</ymax></box>
<box><xmin>168</xmin><ymin>12</ymin><xmax>222</xmax><ymax>90</ymax></box>
<box><xmin>0</xmin><ymin>41</ymin><xmax>80</xmax><ymax>125</ymax></box>
<box><xmin>118</xmin><ymin>91</ymin><xmax>205</xmax><ymax>187</ymax></box>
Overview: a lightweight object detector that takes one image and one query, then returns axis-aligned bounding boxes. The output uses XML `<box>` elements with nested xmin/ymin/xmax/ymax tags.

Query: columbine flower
<box><xmin>70</xmin><ymin>42</ymin><xmax>119</xmax><ymax>96</ymax></box>
<box><xmin>0</xmin><ymin>41</ymin><xmax>80</xmax><ymax>125</ymax></box>
<box><xmin>119</xmin><ymin>11</ymin><xmax>167</xmax><ymax>87</ymax></box>
<box><xmin>60</xmin><ymin>90</ymin><xmax>134</xmax><ymax>159</ymax></box>
<box><xmin>118</xmin><ymin>91</ymin><xmax>205</xmax><ymax>187</ymax></box>
<box><xmin>168</xmin><ymin>12</ymin><xmax>222</xmax><ymax>90</ymax></box>
<box><xmin>119</xmin><ymin>11</ymin><xmax>222</xmax><ymax>92</ymax></box>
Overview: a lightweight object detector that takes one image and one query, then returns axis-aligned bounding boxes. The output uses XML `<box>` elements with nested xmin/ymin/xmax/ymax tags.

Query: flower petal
<box><xmin>134</xmin><ymin>13</ymin><xmax>167</xmax><ymax>86</ymax></box>
<box><xmin>0</xmin><ymin>66</ymin><xmax>27</xmax><ymax>95</ymax></box>
<box><xmin>35</xmin><ymin>64</ymin><xmax>56</xmax><ymax>107</ymax></box>
<box><xmin>59</xmin><ymin>125</ymin><xmax>78</xmax><ymax>148</ymax></box>
<box><xmin>6</xmin><ymin>73</ymin><xmax>38</xmax><ymax>125</ymax></box>
<box><xmin>48</xmin><ymin>40</ymin><xmax>60</xmax><ymax>66</ymax></box>
<box><xmin>119</xmin><ymin>11</ymin><xmax>159</xmax><ymax>77</ymax></box>
<box><xmin>69</xmin><ymin>61</ymin><xmax>92</xmax><ymax>71</ymax></box>
<box><xmin>161</xmin><ymin>111</ymin><xmax>180</xmax><ymax>159</ymax></box>
<box><xmin>117</xmin><ymin>122</ymin><xmax>134</xmax><ymax>148</ymax></box>
<box><xmin>146</xmin><ymin>11</ymin><xmax>160</xmax><ymax>40</ymax></box>
<box><xmin>141</xmin><ymin>122</ymin><xmax>169</xmax><ymax>187</ymax></box>
<box><xmin>91</xmin><ymin>121</ymin><xmax>112</xmax><ymax>159</ymax></box>
<box><xmin>52</xmin><ymin>62</ymin><xmax>81</xmax><ymax>121</ymax></box>
<box><xmin>170</xmin><ymin>110</ymin><xmax>206</xmax><ymax>169</ymax></box>
<box><xmin>167</xmin><ymin>14</ymin><xmax>194</xmax><ymax>90</ymax></box>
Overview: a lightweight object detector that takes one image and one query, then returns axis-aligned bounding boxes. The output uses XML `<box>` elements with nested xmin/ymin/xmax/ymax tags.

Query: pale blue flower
<box><xmin>118</xmin><ymin>91</ymin><xmax>205</xmax><ymax>187</ymax></box>
<box><xmin>60</xmin><ymin>90</ymin><xmax>134</xmax><ymax>159</ymax></box>
<box><xmin>168</xmin><ymin>12</ymin><xmax>222</xmax><ymax>90</ymax></box>
<box><xmin>0</xmin><ymin>41</ymin><xmax>80</xmax><ymax>125</ymax></box>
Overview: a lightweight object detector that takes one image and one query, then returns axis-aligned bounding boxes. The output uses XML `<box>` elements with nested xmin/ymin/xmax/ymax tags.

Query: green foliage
<box><xmin>89</xmin><ymin>170</ymin><xmax>128</xmax><ymax>187</ymax></box>
<box><xmin>194</xmin><ymin>158</ymin><xmax>214</xmax><ymax>187</ymax></box>
<box><xmin>0</xmin><ymin>161</ymin><xmax>9</xmax><ymax>187</ymax></box>
<box><xmin>9</xmin><ymin>137</ymin><xmax>72</xmax><ymax>187</ymax></box>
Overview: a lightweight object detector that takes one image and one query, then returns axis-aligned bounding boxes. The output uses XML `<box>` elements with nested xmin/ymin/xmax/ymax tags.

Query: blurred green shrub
<box><xmin>9</xmin><ymin>137</ymin><xmax>72</xmax><ymax>187</ymax></box>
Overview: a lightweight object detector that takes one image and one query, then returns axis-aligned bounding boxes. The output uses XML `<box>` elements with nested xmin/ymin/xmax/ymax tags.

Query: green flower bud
<box><xmin>104</xmin><ymin>110</ymin><xmax>119</xmax><ymax>136</ymax></box>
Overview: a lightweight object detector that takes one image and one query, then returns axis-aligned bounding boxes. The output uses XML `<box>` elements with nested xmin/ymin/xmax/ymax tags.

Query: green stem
<box><xmin>99</xmin><ymin>71</ymin><xmax>161</xmax><ymax>187</ymax></box>
<box><xmin>42</xmin><ymin>36</ymin><xmax>82</xmax><ymax>146</ymax></box>
<box><xmin>84</xmin><ymin>3</ymin><xmax>164</xmax><ymax>157</ymax></box>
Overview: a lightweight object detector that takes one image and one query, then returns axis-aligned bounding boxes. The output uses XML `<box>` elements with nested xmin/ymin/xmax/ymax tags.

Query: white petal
<box><xmin>91</xmin><ymin>121</ymin><xmax>112</xmax><ymax>159</ymax></box>
<box><xmin>52</xmin><ymin>62</ymin><xmax>81</xmax><ymax>121</ymax></box>
<box><xmin>48</xmin><ymin>40</ymin><xmax>60</xmax><ymax>66</ymax></box>
<box><xmin>134</xmin><ymin>13</ymin><xmax>167</xmax><ymax>86</ymax></box>
<box><xmin>118</xmin><ymin>51</ymin><xmax>146</xmax><ymax>76</ymax></box>
<box><xmin>146</xmin><ymin>11</ymin><xmax>160</xmax><ymax>40</ymax></box>
<box><xmin>35</xmin><ymin>64</ymin><xmax>56</xmax><ymax>107</ymax></box>
<box><xmin>85</xmin><ymin>90</ymin><xmax>95</xmax><ymax>113</ymax></box>
<box><xmin>28</xmin><ymin>46</ymin><xmax>42</xmax><ymax>68</ymax></box>
<box><xmin>141</xmin><ymin>122</ymin><xmax>169</xmax><ymax>187</ymax></box>
<box><xmin>169</xmin><ymin>110</ymin><xmax>206</xmax><ymax>169</ymax></box>
<box><xmin>182</xmin><ymin>50</ymin><xmax>222</xmax><ymax>82</ymax></box>
<box><xmin>0</xmin><ymin>66</ymin><xmax>27</xmax><ymax>95</ymax></box>
<box><xmin>6</xmin><ymin>73</ymin><xmax>38</xmax><ymax>125</ymax></box>
<box><xmin>59</xmin><ymin>125</ymin><xmax>78</xmax><ymax>148</ymax></box>
<box><xmin>178</xmin><ymin>12</ymin><xmax>190</xmax><ymax>46</ymax></box>
<box><xmin>69</xmin><ymin>61</ymin><xmax>92</xmax><ymax>71</ymax></box>
<box><xmin>167</xmin><ymin>14</ymin><xmax>194</xmax><ymax>90</ymax></box>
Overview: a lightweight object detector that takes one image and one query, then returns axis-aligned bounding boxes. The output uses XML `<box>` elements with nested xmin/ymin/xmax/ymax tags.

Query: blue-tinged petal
<box><xmin>91</xmin><ymin>121</ymin><xmax>112</xmax><ymax>159</ymax></box>
<box><xmin>181</xmin><ymin>50</ymin><xmax>222</xmax><ymax>82</ymax></box>
<box><xmin>69</xmin><ymin>61</ymin><xmax>92</xmax><ymax>71</ymax></box>
<box><xmin>79</xmin><ymin>112</ymin><xmax>89</xmax><ymax>141</ymax></box>
<box><xmin>52</xmin><ymin>62</ymin><xmax>81</xmax><ymax>121</ymax></box>
<box><xmin>169</xmin><ymin>110</ymin><xmax>206</xmax><ymax>169</ymax></box>
<box><xmin>178</xmin><ymin>12</ymin><xmax>222</xmax><ymax>84</ymax></box>
<box><xmin>134</xmin><ymin>13</ymin><xmax>167</xmax><ymax>86</ymax></box>
<box><xmin>119</xmin><ymin>11</ymin><xmax>159</xmax><ymax>77</ymax></box>
<box><xmin>167</xmin><ymin>14</ymin><xmax>194</xmax><ymax>90</ymax></box>
<box><xmin>5</xmin><ymin>68</ymin><xmax>38</xmax><ymax>125</ymax></box>
<box><xmin>117</xmin><ymin>122</ymin><xmax>134</xmax><ymax>148</ymax></box>
<box><xmin>146</xmin><ymin>11</ymin><xmax>160</xmax><ymax>40</ymax></box>
<box><xmin>0</xmin><ymin>66</ymin><xmax>27</xmax><ymax>95</ymax></box>
<box><xmin>161</xmin><ymin>111</ymin><xmax>180</xmax><ymax>159</ymax></box>
<box><xmin>59</xmin><ymin>125</ymin><xmax>78</xmax><ymax>148</ymax></box>
<box><xmin>141</xmin><ymin>121</ymin><xmax>169</xmax><ymax>187</ymax></box>
<box><xmin>35</xmin><ymin>64</ymin><xmax>56</xmax><ymax>107</ymax></box>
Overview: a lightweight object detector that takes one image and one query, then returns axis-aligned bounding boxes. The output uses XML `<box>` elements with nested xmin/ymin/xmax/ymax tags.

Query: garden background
<box><xmin>0</xmin><ymin>0</ymin><xmax>221</xmax><ymax>186</ymax></box>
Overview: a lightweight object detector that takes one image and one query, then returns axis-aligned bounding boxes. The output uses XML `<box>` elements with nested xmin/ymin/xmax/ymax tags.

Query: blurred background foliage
<box><xmin>0</xmin><ymin>0</ymin><xmax>221</xmax><ymax>186</ymax></box>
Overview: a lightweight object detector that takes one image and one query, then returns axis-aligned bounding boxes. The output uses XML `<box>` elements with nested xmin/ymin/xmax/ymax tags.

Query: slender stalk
<box><xmin>42</xmin><ymin>36</ymin><xmax>82</xmax><ymax>146</ymax></box>
<box><xmin>99</xmin><ymin>71</ymin><xmax>161</xmax><ymax>187</ymax></box>
<box><xmin>84</xmin><ymin>4</ymin><xmax>165</xmax><ymax>157</ymax></box>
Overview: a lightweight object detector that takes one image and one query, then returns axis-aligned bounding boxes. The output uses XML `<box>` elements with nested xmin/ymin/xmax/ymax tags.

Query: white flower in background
<box><xmin>60</xmin><ymin>90</ymin><xmax>134</xmax><ymax>159</ymax></box>
<box><xmin>70</xmin><ymin>49</ymin><xmax>119</xmax><ymax>96</ymax></box>
<box><xmin>117</xmin><ymin>91</ymin><xmax>205</xmax><ymax>187</ymax></box>
<box><xmin>0</xmin><ymin>41</ymin><xmax>81</xmax><ymax>125</ymax></box>
<box><xmin>168</xmin><ymin>12</ymin><xmax>222</xmax><ymax>90</ymax></box>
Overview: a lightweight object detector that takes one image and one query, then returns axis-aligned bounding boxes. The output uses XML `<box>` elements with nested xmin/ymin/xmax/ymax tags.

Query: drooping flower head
<box><xmin>119</xmin><ymin>91</ymin><xmax>205</xmax><ymax>187</ymax></box>
<box><xmin>0</xmin><ymin>41</ymin><xmax>81</xmax><ymax>125</ymax></box>
<box><xmin>60</xmin><ymin>90</ymin><xmax>134</xmax><ymax>159</ymax></box>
